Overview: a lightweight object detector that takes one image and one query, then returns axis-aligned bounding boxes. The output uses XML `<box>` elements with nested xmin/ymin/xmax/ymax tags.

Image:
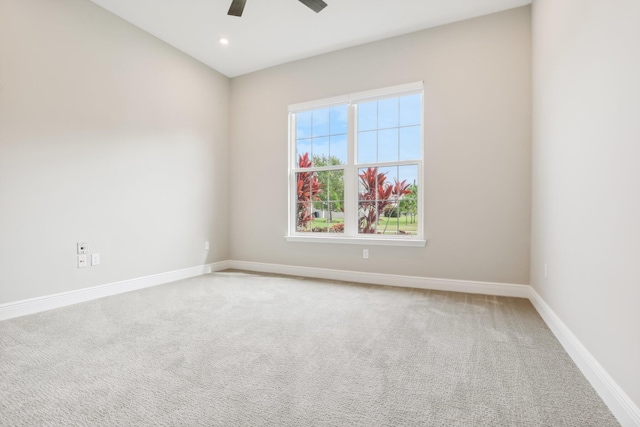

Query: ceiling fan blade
<box><xmin>228</xmin><ymin>0</ymin><xmax>246</xmax><ymax>17</ymax></box>
<box><xmin>298</xmin><ymin>0</ymin><xmax>327</xmax><ymax>13</ymax></box>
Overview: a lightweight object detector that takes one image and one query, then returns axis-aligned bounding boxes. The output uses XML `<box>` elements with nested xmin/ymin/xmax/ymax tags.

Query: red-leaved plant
<box><xmin>358</xmin><ymin>168</ymin><xmax>412</xmax><ymax>234</ymax></box>
<box><xmin>296</xmin><ymin>153</ymin><xmax>324</xmax><ymax>231</ymax></box>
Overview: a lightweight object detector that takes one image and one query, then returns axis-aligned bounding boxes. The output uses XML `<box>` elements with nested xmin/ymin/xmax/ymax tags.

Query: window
<box><xmin>288</xmin><ymin>82</ymin><xmax>425</xmax><ymax>246</ymax></box>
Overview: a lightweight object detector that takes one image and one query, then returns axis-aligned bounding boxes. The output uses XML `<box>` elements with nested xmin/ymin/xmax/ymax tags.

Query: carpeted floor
<box><xmin>0</xmin><ymin>270</ymin><xmax>619</xmax><ymax>426</ymax></box>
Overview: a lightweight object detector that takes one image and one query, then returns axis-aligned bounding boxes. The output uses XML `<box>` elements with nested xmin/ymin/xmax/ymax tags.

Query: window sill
<box><xmin>285</xmin><ymin>235</ymin><xmax>427</xmax><ymax>247</ymax></box>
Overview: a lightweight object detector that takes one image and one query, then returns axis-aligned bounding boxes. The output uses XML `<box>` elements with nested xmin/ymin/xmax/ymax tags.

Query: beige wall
<box><xmin>0</xmin><ymin>0</ymin><xmax>230</xmax><ymax>304</ymax></box>
<box><xmin>531</xmin><ymin>0</ymin><xmax>640</xmax><ymax>408</ymax></box>
<box><xmin>229</xmin><ymin>7</ymin><xmax>532</xmax><ymax>285</ymax></box>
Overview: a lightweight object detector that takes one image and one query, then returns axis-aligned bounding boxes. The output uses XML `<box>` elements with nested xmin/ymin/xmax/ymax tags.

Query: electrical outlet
<box><xmin>363</xmin><ymin>249</ymin><xmax>369</xmax><ymax>259</ymax></box>
<box><xmin>77</xmin><ymin>242</ymin><xmax>88</xmax><ymax>255</ymax></box>
<box><xmin>91</xmin><ymin>253</ymin><xmax>100</xmax><ymax>266</ymax></box>
<box><xmin>204</xmin><ymin>241</ymin><xmax>210</xmax><ymax>250</ymax></box>
<box><xmin>78</xmin><ymin>255</ymin><xmax>87</xmax><ymax>268</ymax></box>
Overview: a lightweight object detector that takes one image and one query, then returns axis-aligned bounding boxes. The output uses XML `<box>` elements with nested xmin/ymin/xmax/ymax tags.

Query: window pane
<box><xmin>399</xmin><ymin>126</ymin><xmax>421</xmax><ymax>161</ymax></box>
<box><xmin>358</xmin><ymin>167</ymin><xmax>378</xmax><ymax>200</ymax></box>
<box><xmin>358</xmin><ymin>101</ymin><xmax>377</xmax><ymax>131</ymax></box>
<box><xmin>357</xmin><ymin>131</ymin><xmax>377</xmax><ymax>164</ymax></box>
<box><xmin>307</xmin><ymin>170</ymin><xmax>344</xmax><ymax>234</ymax></box>
<box><xmin>379</xmin><ymin>166</ymin><xmax>396</xmax><ymax>185</ymax></box>
<box><xmin>312</xmin><ymin>136</ymin><xmax>329</xmax><ymax>159</ymax></box>
<box><xmin>358</xmin><ymin>167</ymin><xmax>384</xmax><ymax>234</ymax></box>
<box><xmin>310</xmin><ymin>214</ymin><xmax>327</xmax><ymax>232</ymax></box>
<box><xmin>296</xmin><ymin>202</ymin><xmax>312</xmax><ymax>232</ymax></box>
<box><xmin>399</xmin><ymin>164</ymin><xmax>418</xmax><ymax>188</ymax></box>
<box><xmin>315</xmin><ymin>171</ymin><xmax>330</xmax><ymax>204</ymax></box>
<box><xmin>296</xmin><ymin>171</ymin><xmax>322</xmax><ymax>232</ymax></box>
<box><xmin>379</xmin><ymin>205</ymin><xmax>400</xmax><ymax>235</ymax></box>
<box><xmin>327</xmin><ymin>170</ymin><xmax>345</xmax><ymax>233</ymax></box>
<box><xmin>398</xmin><ymin>165</ymin><xmax>419</xmax><ymax>235</ymax></box>
<box><xmin>377</xmin><ymin>129</ymin><xmax>399</xmax><ymax>163</ymax></box>
<box><xmin>378</xmin><ymin>97</ymin><xmax>399</xmax><ymax>129</ymax></box>
<box><xmin>330</xmin><ymin>105</ymin><xmax>348</xmax><ymax>135</ymax></box>
<box><xmin>358</xmin><ymin>166</ymin><xmax>403</xmax><ymax>235</ymax></box>
<box><xmin>400</xmin><ymin>94</ymin><xmax>422</xmax><ymax>127</ymax></box>
<box><xmin>327</xmin><ymin>202</ymin><xmax>344</xmax><ymax>233</ymax></box>
<box><xmin>398</xmin><ymin>212</ymin><xmax>418</xmax><ymax>235</ymax></box>
<box><xmin>358</xmin><ymin>168</ymin><xmax>367</xmax><ymax>196</ymax></box>
<box><xmin>358</xmin><ymin>201</ymin><xmax>379</xmax><ymax>234</ymax></box>
<box><xmin>312</xmin><ymin>108</ymin><xmax>330</xmax><ymax>137</ymax></box>
<box><xmin>326</xmin><ymin>169</ymin><xmax>344</xmax><ymax>208</ymax></box>
<box><xmin>296</xmin><ymin>150</ymin><xmax>313</xmax><ymax>168</ymax></box>
<box><xmin>329</xmin><ymin>134</ymin><xmax>347</xmax><ymax>165</ymax></box>
<box><xmin>296</xmin><ymin>139</ymin><xmax>311</xmax><ymax>163</ymax></box>
<box><xmin>296</xmin><ymin>111</ymin><xmax>312</xmax><ymax>139</ymax></box>
<box><xmin>328</xmin><ymin>171</ymin><xmax>344</xmax><ymax>206</ymax></box>
<box><xmin>310</xmin><ymin>171</ymin><xmax>329</xmax><ymax>232</ymax></box>
<box><xmin>312</xmin><ymin>154</ymin><xmax>339</xmax><ymax>169</ymax></box>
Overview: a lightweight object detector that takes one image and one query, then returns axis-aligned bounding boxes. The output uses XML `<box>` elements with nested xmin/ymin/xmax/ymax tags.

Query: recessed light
<box><xmin>219</xmin><ymin>38</ymin><xmax>229</xmax><ymax>45</ymax></box>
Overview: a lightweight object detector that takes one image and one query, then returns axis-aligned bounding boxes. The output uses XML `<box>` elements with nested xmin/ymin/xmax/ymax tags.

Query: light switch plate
<box><xmin>78</xmin><ymin>254</ymin><xmax>87</xmax><ymax>268</ymax></box>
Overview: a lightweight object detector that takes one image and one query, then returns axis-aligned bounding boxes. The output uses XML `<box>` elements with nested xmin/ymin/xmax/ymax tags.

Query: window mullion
<box><xmin>289</xmin><ymin>113</ymin><xmax>296</xmax><ymax>234</ymax></box>
<box><xmin>343</xmin><ymin>103</ymin><xmax>356</xmax><ymax>236</ymax></box>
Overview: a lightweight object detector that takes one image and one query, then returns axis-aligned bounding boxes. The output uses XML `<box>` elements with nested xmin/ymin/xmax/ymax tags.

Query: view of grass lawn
<box><xmin>311</xmin><ymin>218</ymin><xmax>343</xmax><ymax>226</ymax></box>
<box><xmin>309</xmin><ymin>216</ymin><xmax>418</xmax><ymax>234</ymax></box>
<box><xmin>377</xmin><ymin>216</ymin><xmax>418</xmax><ymax>234</ymax></box>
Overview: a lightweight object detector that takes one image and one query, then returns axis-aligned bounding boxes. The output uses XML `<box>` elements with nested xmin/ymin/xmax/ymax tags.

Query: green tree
<box><xmin>399</xmin><ymin>184</ymin><xmax>418</xmax><ymax>224</ymax></box>
<box><xmin>312</xmin><ymin>155</ymin><xmax>344</xmax><ymax>222</ymax></box>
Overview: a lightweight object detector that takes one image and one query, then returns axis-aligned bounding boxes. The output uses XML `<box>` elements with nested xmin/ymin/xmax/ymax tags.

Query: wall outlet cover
<box><xmin>77</xmin><ymin>242</ymin><xmax>88</xmax><ymax>255</ymax></box>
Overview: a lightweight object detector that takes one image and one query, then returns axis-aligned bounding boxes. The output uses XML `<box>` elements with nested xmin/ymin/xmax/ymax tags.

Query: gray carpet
<box><xmin>0</xmin><ymin>270</ymin><xmax>618</xmax><ymax>426</ymax></box>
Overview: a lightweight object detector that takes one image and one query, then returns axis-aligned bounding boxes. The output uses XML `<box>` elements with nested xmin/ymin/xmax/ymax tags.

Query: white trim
<box><xmin>288</xmin><ymin>81</ymin><xmax>423</xmax><ymax>112</ymax></box>
<box><xmin>349</xmin><ymin>81</ymin><xmax>424</xmax><ymax>103</ymax></box>
<box><xmin>528</xmin><ymin>288</ymin><xmax>640</xmax><ymax>427</ymax></box>
<box><xmin>291</xmin><ymin>164</ymin><xmax>345</xmax><ymax>173</ymax></box>
<box><xmin>288</xmin><ymin>111</ymin><xmax>294</xmax><ymax>235</ymax></box>
<box><xmin>344</xmin><ymin>102</ymin><xmax>356</xmax><ymax>234</ymax></box>
<box><xmin>355</xmin><ymin>159</ymin><xmax>423</xmax><ymax>169</ymax></box>
<box><xmin>288</xmin><ymin>95</ymin><xmax>349</xmax><ymax>112</ymax></box>
<box><xmin>285</xmin><ymin>235</ymin><xmax>427</xmax><ymax>247</ymax></box>
<box><xmin>227</xmin><ymin>260</ymin><xmax>528</xmax><ymax>298</ymax></box>
<box><xmin>0</xmin><ymin>261</ymin><xmax>230</xmax><ymax>321</ymax></box>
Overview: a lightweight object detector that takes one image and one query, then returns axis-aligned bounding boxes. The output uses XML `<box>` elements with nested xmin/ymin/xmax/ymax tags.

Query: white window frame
<box><xmin>286</xmin><ymin>82</ymin><xmax>426</xmax><ymax>247</ymax></box>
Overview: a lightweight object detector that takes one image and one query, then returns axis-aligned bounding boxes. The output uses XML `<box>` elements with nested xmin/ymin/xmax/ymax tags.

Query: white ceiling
<box><xmin>90</xmin><ymin>0</ymin><xmax>531</xmax><ymax>78</ymax></box>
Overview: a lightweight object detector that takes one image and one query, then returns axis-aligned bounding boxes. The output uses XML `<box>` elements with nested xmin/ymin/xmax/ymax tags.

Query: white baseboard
<box><xmin>0</xmin><ymin>261</ymin><xmax>230</xmax><ymax>321</ymax></box>
<box><xmin>528</xmin><ymin>288</ymin><xmax>640</xmax><ymax>427</ymax></box>
<box><xmin>227</xmin><ymin>260</ymin><xmax>530</xmax><ymax>298</ymax></box>
<box><xmin>0</xmin><ymin>260</ymin><xmax>526</xmax><ymax>322</ymax></box>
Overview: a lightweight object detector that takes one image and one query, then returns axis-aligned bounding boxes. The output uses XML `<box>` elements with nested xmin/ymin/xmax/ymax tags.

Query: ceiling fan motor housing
<box><xmin>228</xmin><ymin>0</ymin><xmax>327</xmax><ymax>17</ymax></box>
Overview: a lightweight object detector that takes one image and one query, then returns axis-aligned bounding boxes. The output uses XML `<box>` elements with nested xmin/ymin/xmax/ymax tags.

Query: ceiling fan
<box><xmin>228</xmin><ymin>0</ymin><xmax>328</xmax><ymax>17</ymax></box>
